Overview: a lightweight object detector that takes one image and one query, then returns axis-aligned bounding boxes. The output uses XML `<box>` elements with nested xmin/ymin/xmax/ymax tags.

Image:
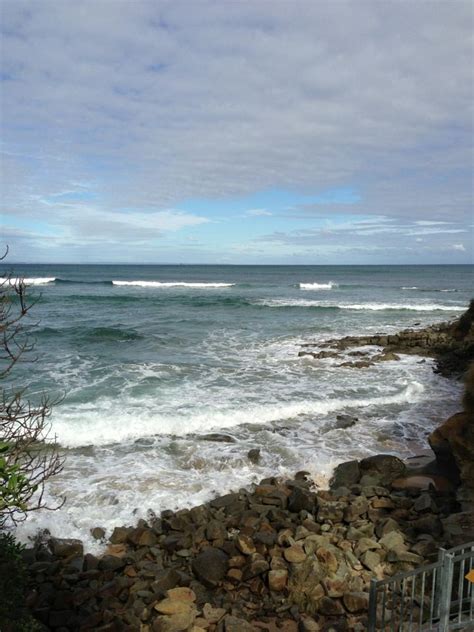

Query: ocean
<box><xmin>1</xmin><ymin>263</ymin><xmax>472</xmax><ymax>547</ymax></box>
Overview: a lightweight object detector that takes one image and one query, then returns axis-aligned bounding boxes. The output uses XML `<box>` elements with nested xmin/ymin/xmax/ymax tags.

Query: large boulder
<box><xmin>191</xmin><ymin>547</ymin><xmax>229</xmax><ymax>587</ymax></box>
<box><xmin>359</xmin><ymin>454</ymin><xmax>406</xmax><ymax>486</ymax></box>
<box><xmin>429</xmin><ymin>410</ymin><xmax>474</xmax><ymax>508</ymax></box>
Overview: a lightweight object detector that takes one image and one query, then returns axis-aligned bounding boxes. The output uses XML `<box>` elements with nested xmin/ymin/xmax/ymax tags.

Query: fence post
<box><xmin>439</xmin><ymin>552</ymin><xmax>455</xmax><ymax>632</ymax></box>
<box><xmin>368</xmin><ymin>578</ymin><xmax>378</xmax><ymax>632</ymax></box>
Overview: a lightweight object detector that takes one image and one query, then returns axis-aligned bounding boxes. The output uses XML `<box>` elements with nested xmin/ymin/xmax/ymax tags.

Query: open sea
<box><xmin>1</xmin><ymin>263</ymin><xmax>472</xmax><ymax>548</ymax></box>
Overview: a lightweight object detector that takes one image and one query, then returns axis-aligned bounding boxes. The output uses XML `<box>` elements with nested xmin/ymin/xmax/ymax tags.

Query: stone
<box><xmin>343</xmin><ymin>497</ymin><xmax>368</xmax><ymax>522</ymax></box>
<box><xmin>379</xmin><ymin>531</ymin><xmax>405</xmax><ymax>552</ymax></box>
<box><xmin>191</xmin><ymin>547</ymin><xmax>228</xmax><ymax>586</ymax></box>
<box><xmin>287</xmin><ymin>487</ymin><xmax>316</xmax><ymax>513</ymax></box>
<box><xmin>391</xmin><ymin>475</ymin><xmax>453</xmax><ymax>493</ymax></box>
<box><xmin>224</xmin><ymin>615</ymin><xmax>259</xmax><ymax>631</ymax></box>
<box><xmin>155</xmin><ymin>599</ymin><xmax>195</xmax><ymax>615</ymax></box>
<box><xmin>202</xmin><ymin>603</ymin><xmax>226</xmax><ymax>623</ymax></box>
<box><xmin>157</xmin><ymin>611</ymin><xmax>196</xmax><ymax>631</ymax></box>
<box><xmin>317</xmin><ymin>499</ymin><xmax>345</xmax><ymax>522</ymax></box>
<box><xmin>98</xmin><ymin>555</ymin><xmax>127</xmax><ymax>571</ymax></box>
<box><xmin>330</xmin><ymin>461</ymin><xmax>361</xmax><ymax>489</ymax></box>
<box><xmin>284</xmin><ymin>544</ymin><xmax>307</xmax><ymax>564</ymax></box>
<box><xmin>268</xmin><ymin>569</ymin><xmax>288</xmax><ymax>591</ymax></box>
<box><xmin>359</xmin><ymin>454</ymin><xmax>407</xmax><ymax>485</ymax></box>
<box><xmin>201</xmin><ymin>433</ymin><xmax>236</xmax><ymax>443</ymax></box>
<box><xmin>48</xmin><ymin>538</ymin><xmax>83</xmax><ymax>558</ymax></box>
<box><xmin>248</xmin><ymin>448</ymin><xmax>261</xmax><ymax>464</ymax></box>
<box><xmin>317</xmin><ymin>596</ymin><xmax>345</xmax><ymax>616</ymax></box>
<box><xmin>166</xmin><ymin>587</ymin><xmax>196</xmax><ymax>602</ymax></box>
<box><xmin>206</xmin><ymin>520</ymin><xmax>227</xmax><ymax>541</ymax></box>
<box><xmin>343</xmin><ymin>592</ymin><xmax>370</xmax><ymax>613</ymax></box>
<box><xmin>236</xmin><ymin>534</ymin><xmax>256</xmax><ymax>555</ymax></box>
<box><xmin>109</xmin><ymin>526</ymin><xmax>133</xmax><ymax>544</ymax></box>
<box><xmin>361</xmin><ymin>550</ymin><xmax>381</xmax><ymax>572</ymax></box>
<box><xmin>315</xmin><ymin>547</ymin><xmax>338</xmax><ymax>573</ymax></box>
<box><xmin>91</xmin><ymin>527</ymin><xmax>106</xmax><ymax>540</ymax></box>
<box><xmin>335</xmin><ymin>414</ymin><xmax>358</xmax><ymax>429</ymax></box>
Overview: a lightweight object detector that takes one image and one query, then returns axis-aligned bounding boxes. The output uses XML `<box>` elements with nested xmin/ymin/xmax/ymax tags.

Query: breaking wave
<box><xmin>112</xmin><ymin>280</ymin><xmax>235</xmax><ymax>288</ymax></box>
<box><xmin>299</xmin><ymin>282</ymin><xmax>338</xmax><ymax>290</ymax></box>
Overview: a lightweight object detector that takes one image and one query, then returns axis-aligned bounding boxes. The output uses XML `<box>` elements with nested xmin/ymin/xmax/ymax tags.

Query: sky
<box><xmin>1</xmin><ymin>0</ymin><xmax>473</xmax><ymax>265</ymax></box>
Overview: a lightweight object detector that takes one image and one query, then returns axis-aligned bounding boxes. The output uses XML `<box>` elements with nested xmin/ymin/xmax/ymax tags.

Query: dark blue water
<box><xmin>2</xmin><ymin>264</ymin><xmax>471</xmax><ymax>545</ymax></box>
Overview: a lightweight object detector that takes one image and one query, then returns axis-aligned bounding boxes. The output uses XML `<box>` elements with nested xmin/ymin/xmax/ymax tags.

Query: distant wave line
<box><xmin>112</xmin><ymin>280</ymin><xmax>235</xmax><ymax>288</ymax></box>
<box><xmin>257</xmin><ymin>299</ymin><xmax>465</xmax><ymax>312</ymax></box>
<box><xmin>299</xmin><ymin>281</ymin><xmax>338</xmax><ymax>290</ymax></box>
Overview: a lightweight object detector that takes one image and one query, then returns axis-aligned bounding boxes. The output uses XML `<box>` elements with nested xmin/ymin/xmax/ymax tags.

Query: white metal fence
<box><xmin>368</xmin><ymin>541</ymin><xmax>474</xmax><ymax>631</ymax></box>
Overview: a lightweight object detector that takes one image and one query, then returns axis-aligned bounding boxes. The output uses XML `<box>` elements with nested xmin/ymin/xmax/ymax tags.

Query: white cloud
<box><xmin>1</xmin><ymin>0</ymin><xmax>472</xmax><ymax>261</ymax></box>
<box><xmin>245</xmin><ymin>209</ymin><xmax>273</xmax><ymax>217</ymax></box>
<box><xmin>452</xmin><ymin>243</ymin><xmax>466</xmax><ymax>251</ymax></box>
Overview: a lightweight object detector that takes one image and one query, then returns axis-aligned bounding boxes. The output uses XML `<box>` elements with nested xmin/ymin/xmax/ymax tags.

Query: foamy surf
<box><xmin>112</xmin><ymin>280</ymin><xmax>235</xmax><ymax>288</ymax></box>
<box><xmin>7</xmin><ymin>277</ymin><xmax>56</xmax><ymax>285</ymax></box>
<box><xmin>52</xmin><ymin>381</ymin><xmax>425</xmax><ymax>448</ymax></box>
<box><xmin>300</xmin><ymin>282</ymin><xmax>338</xmax><ymax>290</ymax></box>
<box><xmin>258</xmin><ymin>299</ymin><xmax>465</xmax><ymax>311</ymax></box>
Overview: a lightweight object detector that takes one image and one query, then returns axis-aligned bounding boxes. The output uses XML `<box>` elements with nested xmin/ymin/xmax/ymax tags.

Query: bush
<box><xmin>0</xmin><ymin>261</ymin><xmax>64</xmax><ymax>525</ymax></box>
<box><xmin>0</xmin><ymin>532</ymin><xmax>42</xmax><ymax>631</ymax></box>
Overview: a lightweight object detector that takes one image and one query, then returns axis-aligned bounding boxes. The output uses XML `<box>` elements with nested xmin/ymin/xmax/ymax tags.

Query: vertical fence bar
<box><xmin>368</xmin><ymin>578</ymin><xmax>378</xmax><ymax>632</ymax></box>
<box><xmin>419</xmin><ymin>570</ymin><xmax>426</xmax><ymax>629</ymax></box>
<box><xmin>439</xmin><ymin>552</ymin><xmax>455</xmax><ymax>632</ymax></box>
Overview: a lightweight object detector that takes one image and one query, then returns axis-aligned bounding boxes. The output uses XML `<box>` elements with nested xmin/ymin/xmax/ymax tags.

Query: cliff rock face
<box><xmin>429</xmin><ymin>363</ymin><xmax>474</xmax><ymax>510</ymax></box>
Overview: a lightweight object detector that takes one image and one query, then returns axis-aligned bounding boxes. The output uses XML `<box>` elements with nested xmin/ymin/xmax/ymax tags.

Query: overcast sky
<box><xmin>1</xmin><ymin>0</ymin><xmax>473</xmax><ymax>264</ymax></box>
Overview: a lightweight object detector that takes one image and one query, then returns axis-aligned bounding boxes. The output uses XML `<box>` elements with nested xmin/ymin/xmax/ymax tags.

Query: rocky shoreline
<box><xmin>15</xmin><ymin>302</ymin><xmax>474</xmax><ymax>632</ymax></box>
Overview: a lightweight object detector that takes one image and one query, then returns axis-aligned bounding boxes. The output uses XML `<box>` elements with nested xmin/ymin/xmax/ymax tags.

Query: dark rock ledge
<box><xmin>17</xmin><ymin>301</ymin><xmax>473</xmax><ymax>632</ymax></box>
<box><xmin>298</xmin><ymin>299</ymin><xmax>474</xmax><ymax>377</ymax></box>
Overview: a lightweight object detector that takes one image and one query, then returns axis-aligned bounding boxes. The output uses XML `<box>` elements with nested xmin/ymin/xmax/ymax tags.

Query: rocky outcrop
<box><xmin>299</xmin><ymin>300</ymin><xmax>474</xmax><ymax>377</ymax></box>
<box><xmin>20</xmin><ymin>462</ymin><xmax>464</xmax><ymax>632</ymax></box>
<box><xmin>429</xmin><ymin>363</ymin><xmax>474</xmax><ymax>510</ymax></box>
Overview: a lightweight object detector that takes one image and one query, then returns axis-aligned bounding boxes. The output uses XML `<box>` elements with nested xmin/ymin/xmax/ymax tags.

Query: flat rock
<box><xmin>191</xmin><ymin>547</ymin><xmax>229</xmax><ymax>587</ymax></box>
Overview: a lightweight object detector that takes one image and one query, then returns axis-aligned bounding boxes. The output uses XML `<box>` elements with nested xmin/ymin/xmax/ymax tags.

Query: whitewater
<box><xmin>1</xmin><ymin>263</ymin><xmax>471</xmax><ymax>547</ymax></box>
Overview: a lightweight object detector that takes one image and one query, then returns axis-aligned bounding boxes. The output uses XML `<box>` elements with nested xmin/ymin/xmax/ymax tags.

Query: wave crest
<box><xmin>112</xmin><ymin>280</ymin><xmax>235</xmax><ymax>288</ymax></box>
<box><xmin>7</xmin><ymin>277</ymin><xmax>56</xmax><ymax>285</ymax></box>
<box><xmin>300</xmin><ymin>282</ymin><xmax>338</xmax><ymax>290</ymax></box>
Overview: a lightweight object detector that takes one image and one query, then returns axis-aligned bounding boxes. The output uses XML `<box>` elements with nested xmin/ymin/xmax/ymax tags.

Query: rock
<box><xmin>391</xmin><ymin>475</ymin><xmax>454</xmax><ymax>492</ymax></box>
<box><xmin>342</xmin><ymin>592</ymin><xmax>369</xmax><ymax>613</ymax></box>
<box><xmin>191</xmin><ymin>547</ymin><xmax>229</xmax><ymax>586</ymax></box>
<box><xmin>330</xmin><ymin>461</ymin><xmax>360</xmax><ymax>489</ymax></box>
<box><xmin>284</xmin><ymin>544</ymin><xmax>307</xmax><ymax>564</ymax></box>
<box><xmin>317</xmin><ymin>499</ymin><xmax>345</xmax><ymax>522</ymax></box>
<box><xmin>98</xmin><ymin>555</ymin><xmax>127</xmax><ymax>571</ymax></box>
<box><xmin>155</xmin><ymin>599</ymin><xmax>195</xmax><ymax>615</ymax></box>
<box><xmin>315</xmin><ymin>547</ymin><xmax>338</xmax><ymax>573</ymax></box>
<box><xmin>379</xmin><ymin>531</ymin><xmax>405</xmax><ymax>552</ymax></box>
<box><xmin>90</xmin><ymin>527</ymin><xmax>106</xmax><ymax>540</ymax></box>
<box><xmin>335</xmin><ymin>414</ymin><xmax>358</xmax><ymax>429</ymax></box>
<box><xmin>361</xmin><ymin>550</ymin><xmax>381</xmax><ymax>572</ymax></box>
<box><xmin>268</xmin><ymin>569</ymin><xmax>288</xmax><ymax>591</ymax></box>
<box><xmin>224</xmin><ymin>614</ymin><xmax>259</xmax><ymax>631</ymax></box>
<box><xmin>201</xmin><ymin>433</ymin><xmax>236</xmax><ymax>443</ymax></box>
<box><xmin>166</xmin><ymin>587</ymin><xmax>196</xmax><ymax>602</ymax></box>
<box><xmin>202</xmin><ymin>603</ymin><xmax>226</xmax><ymax>623</ymax></box>
<box><xmin>359</xmin><ymin>454</ymin><xmax>407</xmax><ymax>486</ymax></box>
<box><xmin>317</xmin><ymin>596</ymin><xmax>345</xmax><ymax>616</ymax></box>
<box><xmin>287</xmin><ymin>487</ymin><xmax>316</xmax><ymax>513</ymax></box>
<box><xmin>48</xmin><ymin>538</ymin><xmax>83</xmax><ymax>558</ymax></box>
<box><xmin>236</xmin><ymin>534</ymin><xmax>256</xmax><ymax>555</ymax></box>
<box><xmin>248</xmin><ymin>448</ymin><xmax>261</xmax><ymax>464</ymax></box>
<box><xmin>109</xmin><ymin>526</ymin><xmax>133</xmax><ymax>544</ymax></box>
<box><xmin>429</xmin><ymin>411</ymin><xmax>474</xmax><ymax>506</ymax></box>
<box><xmin>343</xmin><ymin>497</ymin><xmax>368</xmax><ymax>522</ymax></box>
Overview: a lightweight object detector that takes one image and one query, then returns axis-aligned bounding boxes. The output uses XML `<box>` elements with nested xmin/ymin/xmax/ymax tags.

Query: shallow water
<box><xmin>1</xmin><ymin>264</ymin><xmax>471</xmax><ymax>547</ymax></box>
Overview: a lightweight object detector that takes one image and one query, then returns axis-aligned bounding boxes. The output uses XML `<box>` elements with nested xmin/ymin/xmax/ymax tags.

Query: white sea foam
<box><xmin>258</xmin><ymin>299</ymin><xmax>465</xmax><ymax>311</ymax></box>
<box><xmin>300</xmin><ymin>282</ymin><xmax>338</xmax><ymax>290</ymax></box>
<box><xmin>8</xmin><ymin>277</ymin><xmax>56</xmax><ymax>285</ymax></box>
<box><xmin>52</xmin><ymin>381</ymin><xmax>425</xmax><ymax>448</ymax></box>
<box><xmin>112</xmin><ymin>280</ymin><xmax>235</xmax><ymax>288</ymax></box>
<box><xmin>402</xmin><ymin>286</ymin><xmax>418</xmax><ymax>290</ymax></box>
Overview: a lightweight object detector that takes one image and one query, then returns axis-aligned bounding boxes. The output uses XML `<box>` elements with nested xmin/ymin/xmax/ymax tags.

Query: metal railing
<box><xmin>368</xmin><ymin>541</ymin><xmax>474</xmax><ymax>631</ymax></box>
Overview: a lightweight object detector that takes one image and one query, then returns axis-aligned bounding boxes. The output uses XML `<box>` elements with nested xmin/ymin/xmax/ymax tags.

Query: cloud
<box><xmin>452</xmin><ymin>243</ymin><xmax>466</xmax><ymax>251</ymax></box>
<box><xmin>245</xmin><ymin>209</ymin><xmax>273</xmax><ymax>217</ymax></box>
<box><xmin>1</xmin><ymin>0</ymin><xmax>472</xmax><ymax>262</ymax></box>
